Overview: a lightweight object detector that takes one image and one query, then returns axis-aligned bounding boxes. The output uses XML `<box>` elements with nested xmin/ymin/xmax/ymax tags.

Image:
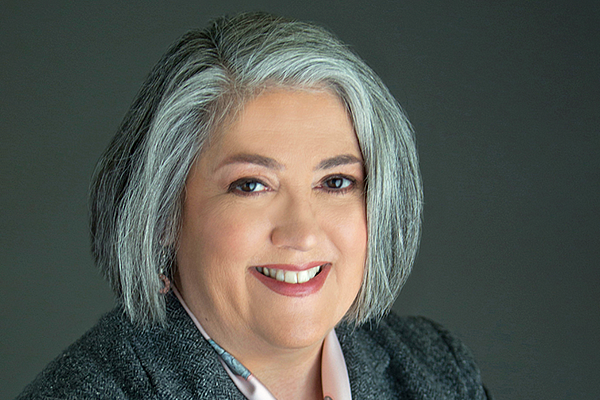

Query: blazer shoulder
<box><xmin>356</xmin><ymin>313</ymin><xmax>492</xmax><ymax>399</ymax></box>
<box><xmin>15</xmin><ymin>307</ymin><xmax>151</xmax><ymax>400</ymax></box>
<box><xmin>378</xmin><ymin>314</ymin><xmax>476</xmax><ymax>365</ymax></box>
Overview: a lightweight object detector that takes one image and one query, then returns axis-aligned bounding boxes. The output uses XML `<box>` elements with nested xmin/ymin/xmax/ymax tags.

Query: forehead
<box><xmin>207</xmin><ymin>88</ymin><xmax>361</xmax><ymax>161</ymax></box>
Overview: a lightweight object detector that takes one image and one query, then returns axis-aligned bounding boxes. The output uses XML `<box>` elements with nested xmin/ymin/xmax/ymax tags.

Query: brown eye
<box><xmin>327</xmin><ymin>177</ymin><xmax>344</xmax><ymax>188</ymax></box>
<box><xmin>324</xmin><ymin>176</ymin><xmax>353</xmax><ymax>190</ymax></box>
<box><xmin>240</xmin><ymin>181</ymin><xmax>260</xmax><ymax>192</ymax></box>
<box><xmin>228</xmin><ymin>178</ymin><xmax>268</xmax><ymax>195</ymax></box>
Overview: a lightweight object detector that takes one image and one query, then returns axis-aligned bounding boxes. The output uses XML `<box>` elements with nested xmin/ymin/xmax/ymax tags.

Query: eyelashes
<box><xmin>227</xmin><ymin>178</ymin><xmax>270</xmax><ymax>195</ymax></box>
<box><xmin>227</xmin><ymin>175</ymin><xmax>359</xmax><ymax>197</ymax></box>
<box><xmin>319</xmin><ymin>175</ymin><xmax>357</xmax><ymax>194</ymax></box>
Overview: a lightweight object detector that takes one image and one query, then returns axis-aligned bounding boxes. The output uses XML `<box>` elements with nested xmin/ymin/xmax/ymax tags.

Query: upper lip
<box><xmin>253</xmin><ymin>261</ymin><xmax>329</xmax><ymax>272</ymax></box>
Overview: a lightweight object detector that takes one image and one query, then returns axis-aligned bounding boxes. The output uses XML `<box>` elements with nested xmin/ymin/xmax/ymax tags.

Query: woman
<box><xmin>17</xmin><ymin>12</ymin><xmax>491</xmax><ymax>400</ymax></box>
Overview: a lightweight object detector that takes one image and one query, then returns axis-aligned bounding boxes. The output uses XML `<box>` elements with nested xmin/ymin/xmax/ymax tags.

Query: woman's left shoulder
<box><xmin>374</xmin><ymin>314</ymin><xmax>479</xmax><ymax>365</ymax></box>
<box><xmin>336</xmin><ymin>314</ymin><xmax>493</xmax><ymax>399</ymax></box>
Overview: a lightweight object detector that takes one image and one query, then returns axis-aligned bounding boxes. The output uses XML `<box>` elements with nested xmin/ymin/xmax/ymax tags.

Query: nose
<box><xmin>270</xmin><ymin>194</ymin><xmax>319</xmax><ymax>251</ymax></box>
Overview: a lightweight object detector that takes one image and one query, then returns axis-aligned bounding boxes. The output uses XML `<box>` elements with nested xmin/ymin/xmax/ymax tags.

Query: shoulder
<box><xmin>371</xmin><ymin>314</ymin><xmax>481</xmax><ymax>374</ymax></box>
<box><xmin>16</xmin><ymin>307</ymin><xmax>150</xmax><ymax>399</ymax></box>
<box><xmin>16</xmin><ymin>296</ymin><xmax>244</xmax><ymax>400</ymax></box>
<box><xmin>337</xmin><ymin>313</ymin><xmax>492</xmax><ymax>399</ymax></box>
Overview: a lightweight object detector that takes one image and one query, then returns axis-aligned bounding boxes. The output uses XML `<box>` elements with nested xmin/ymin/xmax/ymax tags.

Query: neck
<box><xmin>248</xmin><ymin>344</ymin><xmax>324</xmax><ymax>400</ymax></box>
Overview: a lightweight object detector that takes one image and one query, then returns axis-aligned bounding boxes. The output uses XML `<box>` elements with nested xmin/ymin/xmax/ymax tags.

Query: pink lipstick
<box><xmin>250</xmin><ymin>262</ymin><xmax>331</xmax><ymax>297</ymax></box>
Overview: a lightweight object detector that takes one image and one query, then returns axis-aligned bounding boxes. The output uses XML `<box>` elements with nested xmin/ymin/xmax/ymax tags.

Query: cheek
<box><xmin>331</xmin><ymin>203</ymin><xmax>367</xmax><ymax>254</ymax></box>
<box><xmin>323</xmin><ymin>201</ymin><xmax>368</xmax><ymax>277</ymax></box>
<box><xmin>179</xmin><ymin>200</ymin><xmax>270</xmax><ymax>274</ymax></box>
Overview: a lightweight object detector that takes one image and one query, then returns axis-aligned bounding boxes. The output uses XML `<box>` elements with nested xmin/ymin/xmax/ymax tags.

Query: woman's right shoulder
<box><xmin>15</xmin><ymin>307</ymin><xmax>148</xmax><ymax>400</ymax></box>
<box><xmin>15</xmin><ymin>295</ymin><xmax>239</xmax><ymax>400</ymax></box>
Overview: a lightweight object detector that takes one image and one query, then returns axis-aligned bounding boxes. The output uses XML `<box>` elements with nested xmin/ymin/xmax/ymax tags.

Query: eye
<box><xmin>321</xmin><ymin>175</ymin><xmax>355</xmax><ymax>192</ymax></box>
<box><xmin>228</xmin><ymin>178</ymin><xmax>269</xmax><ymax>195</ymax></box>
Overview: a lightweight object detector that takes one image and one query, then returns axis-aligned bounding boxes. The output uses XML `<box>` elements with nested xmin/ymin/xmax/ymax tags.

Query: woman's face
<box><xmin>176</xmin><ymin>88</ymin><xmax>367</xmax><ymax>359</ymax></box>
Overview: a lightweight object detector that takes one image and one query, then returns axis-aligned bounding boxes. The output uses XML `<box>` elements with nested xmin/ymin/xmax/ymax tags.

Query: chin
<box><xmin>251</xmin><ymin>303</ymin><xmax>345</xmax><ymax>351</ymax></box>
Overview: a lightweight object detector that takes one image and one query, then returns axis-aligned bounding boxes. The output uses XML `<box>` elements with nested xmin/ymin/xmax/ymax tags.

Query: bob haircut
<box><xmin>90</xmin><ymin>12</ymin><xmax>422</xmax><ymax>327</ymax></box>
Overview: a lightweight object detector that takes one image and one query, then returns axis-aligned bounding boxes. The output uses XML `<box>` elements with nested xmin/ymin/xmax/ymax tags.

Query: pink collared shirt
<box><xmin>173</xmin><ymin>288</ymin><xmax>352</xmax><ymax>399</ymax></box>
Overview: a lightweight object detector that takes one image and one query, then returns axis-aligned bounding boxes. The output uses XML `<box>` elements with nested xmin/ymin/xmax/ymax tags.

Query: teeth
<box><xmin>276</xmin><ymin>269</ymin><xmax>285</xmax><ymax>282</ymax></box>
<box><xmin>284</xmin><ymin>271</ymin><xmax>297</xmax><ymax>284</ymax></box>
<box><xmin>257</xmin><ymin>265</ymin><xmax>322</xmax><ymax>284</ymax></box>
<box><xmin>297</xmin><ymin>270</ymin><xmax>309</xmax><ymax>283</ymax></box>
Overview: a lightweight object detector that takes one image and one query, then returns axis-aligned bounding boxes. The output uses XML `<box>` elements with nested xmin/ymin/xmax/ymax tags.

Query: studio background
<box><xmin>1</xmin><ymin>1</ymin><xmax>598</xmax><ymax>399</ymax></box>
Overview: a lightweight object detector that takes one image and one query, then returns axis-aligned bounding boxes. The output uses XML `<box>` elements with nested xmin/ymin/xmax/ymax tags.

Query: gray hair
<box><xmin>90</xmin><ymin>12</ymin><xmax>422</xmax><ymax>326</ymax></box>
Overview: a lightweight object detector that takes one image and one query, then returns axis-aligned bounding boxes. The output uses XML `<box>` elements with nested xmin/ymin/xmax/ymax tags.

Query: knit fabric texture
<box><xmin>16</xmin><ymin>293</ymin><xmax>491</xmax><ymax>399</ymax></box>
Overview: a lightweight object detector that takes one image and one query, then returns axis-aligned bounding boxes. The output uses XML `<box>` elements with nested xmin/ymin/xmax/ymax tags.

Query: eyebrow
<box><xmin>314</xmin><ymin>154</ymin><xmax>363</xmax><ymax>170</ymax></box>
<box><xmin>216</xmin><ymin>153</ymin><xmax>363</xmax><ymax>171</ymax></box>
<box><xmin>216</xmin><ymin>153</ymin><xmax>284</xmax><ymax>170</ymax></box>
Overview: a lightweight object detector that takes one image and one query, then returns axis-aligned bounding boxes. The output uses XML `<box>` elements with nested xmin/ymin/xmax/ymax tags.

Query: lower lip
<box><xmin>250</xmin><ymin>264</ymin><xmax>331</xmax><ymax>297</ymax></box>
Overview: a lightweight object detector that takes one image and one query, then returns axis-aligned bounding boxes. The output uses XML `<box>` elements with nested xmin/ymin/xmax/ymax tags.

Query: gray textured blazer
<box><xmin>17</xmin><ymin>294</ymin><xmax>492</xmax><ymax>399</ymax></box>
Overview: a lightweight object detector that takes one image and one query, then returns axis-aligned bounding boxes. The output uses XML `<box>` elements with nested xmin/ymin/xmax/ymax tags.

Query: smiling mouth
<box><xmin>255</xmin><ymin>265</ymin><xmax>324</xmax><ymax>284</ymax></box>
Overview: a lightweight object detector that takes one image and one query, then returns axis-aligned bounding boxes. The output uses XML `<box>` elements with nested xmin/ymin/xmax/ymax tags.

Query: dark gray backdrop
<box><xmin>2</xmin><ymin>1</ymin><xmax>598</xmax><ymax>399</ymax></box>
